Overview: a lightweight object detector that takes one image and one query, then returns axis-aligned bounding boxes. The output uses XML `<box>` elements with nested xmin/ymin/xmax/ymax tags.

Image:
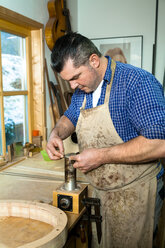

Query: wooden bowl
<box><xmin>0</xmin><ymin>200</ymin><xmax>68</xmax><ymax>248</ymax></box>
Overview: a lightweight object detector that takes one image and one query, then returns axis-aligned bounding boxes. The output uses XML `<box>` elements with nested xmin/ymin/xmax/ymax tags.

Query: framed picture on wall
<box><xmin>91</xmin><ymin>36</ymin><xmax>143</xmax><ymax>68</ymax></box>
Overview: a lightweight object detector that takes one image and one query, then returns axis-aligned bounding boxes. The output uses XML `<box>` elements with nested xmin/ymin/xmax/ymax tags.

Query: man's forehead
<box><xmin>60</xmin><ymin>59</ymin><xmax>81</xmax><ymax>80</ymax></box>
<box><xmin>62</xmin><ymin>58</ymin><xmax>87</xmax><ymax>74</ymax></box>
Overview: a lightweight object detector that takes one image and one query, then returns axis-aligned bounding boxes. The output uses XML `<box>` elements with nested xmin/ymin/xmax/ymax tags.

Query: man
<box><xmin>47</xmin><ymin>32</ymin><xmax>165</xmax><ymax>248</ymax></box>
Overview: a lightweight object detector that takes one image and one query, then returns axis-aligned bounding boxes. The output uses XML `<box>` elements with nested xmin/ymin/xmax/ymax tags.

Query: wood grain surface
<box><xmin>0</xmin><ymin>216</ymin><xmax>53</xmax><ymax>247</ymax></box>
<box><xmin>0</xmin><ymin>200</ymin><xmax>68</xmax><ymax>248</ymax></box>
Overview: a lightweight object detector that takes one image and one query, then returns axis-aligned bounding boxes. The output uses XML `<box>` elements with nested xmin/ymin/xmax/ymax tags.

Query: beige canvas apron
<box><xmin>76</xmin><ymin>60</ymin><xmax>161</xmax><ymax>248</ymax></box>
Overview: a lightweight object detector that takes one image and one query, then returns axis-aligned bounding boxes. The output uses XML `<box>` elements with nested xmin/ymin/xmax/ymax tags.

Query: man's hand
<box><xmin>46</xmin><ymin>116</ymin><xmax>76</xmax><ymax>160</ymax></box>
<box><xmin>46</xmin><ymin>133</ymin><xmax>64</xmax><ymax>160</ymax></box>
<box><xmin>70</xmin><ymin>148</ymin><xmax>102</xmax><ymax>173</ymax></box>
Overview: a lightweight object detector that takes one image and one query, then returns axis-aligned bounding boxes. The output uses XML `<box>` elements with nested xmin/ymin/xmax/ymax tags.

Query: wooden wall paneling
<box><xmin>0</xmin><ymin>6</ymin><xmax>42</xmax><ymax>30</ymax></box>
<box><xmin>0</xmin><ymin>33</ymin><xmax>6</xmax><ymax>156</ymax></box>
<box><xmin>31</xmin><ymin>29</ymin><xmax>46</xmax><ymax>142</ymax></box>
<box><xmin>3</xmin><ymin>91</ymin><xmax>28</xmax><ymax>96</ymax></box>
<box><xmin>26</xmin><ymin>35</ymin><xmax>33</xmax><ymax>144</ymax></box>
<box><xmin>0</xmin><ymin>19</ymin><xmax>29</xmax><ymax>37</ymax></box>
<box><xmin>45</xmin><ymin>59</ymin><xmax>56</xmax><ymax>127</ymax></box>
<box><xmin>55</xmin><ymin>72</ymin><xmax>74</xmax><ymax>109</ymax></box>
<box><xmin>40</xmin><ymin>29</ymin><xmax>47</xmax><ymax>144</ymax></box>
<box><xmin>53</xmin><ymin>71</ymin><xmax>68</xmax><ymax>112</ymax></box>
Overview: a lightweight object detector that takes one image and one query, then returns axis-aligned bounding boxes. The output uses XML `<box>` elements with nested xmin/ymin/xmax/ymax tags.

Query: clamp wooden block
<box><xmin>53</xmin><ymin>184</ymin><xmax>88</xmax><ymax>214</ymax></box>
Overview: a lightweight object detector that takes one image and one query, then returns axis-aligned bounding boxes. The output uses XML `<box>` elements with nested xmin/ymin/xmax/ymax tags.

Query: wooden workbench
<box><xmin>0</xmin><ymin>153</ymin><xmax>92</xmax><ymax>246</ymax></box>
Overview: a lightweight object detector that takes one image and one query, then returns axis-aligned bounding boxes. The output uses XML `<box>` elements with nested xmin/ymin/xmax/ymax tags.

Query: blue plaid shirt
<box><xmin>64</xmin><ymin>57</ymin><xmax>165</xmax><ymax>177</ymax></box>
<box><xmin>65</xmin><ymin>56</ymin><xmax>165</xmax><ymax>140</ymax></box>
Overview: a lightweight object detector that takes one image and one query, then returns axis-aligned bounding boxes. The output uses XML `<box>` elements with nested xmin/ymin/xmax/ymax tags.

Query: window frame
<box><xmin>0</xmin><ymin>6</ymin><xmax>46</xmax><ymax>157</ymax></box>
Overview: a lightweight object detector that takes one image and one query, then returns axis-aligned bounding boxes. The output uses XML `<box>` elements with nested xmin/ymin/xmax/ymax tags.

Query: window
<box><xmin>0</xmin><ymin>31</ymin><xmax>28</xmax><ymax>152</ymax></box>
<box><xmin>0</xmin><ymin>6</ymin><xmax>46</xmax><ymax>158</ymax></box>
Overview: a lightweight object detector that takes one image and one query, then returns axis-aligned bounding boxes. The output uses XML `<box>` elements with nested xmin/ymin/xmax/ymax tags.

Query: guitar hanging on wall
<box><xmin>45</xmin><ymin>0</ymin><xmax>71</xmax><ymax>51</ymax></box>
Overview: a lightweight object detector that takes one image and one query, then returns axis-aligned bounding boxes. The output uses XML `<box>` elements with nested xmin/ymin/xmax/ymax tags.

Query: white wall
<box><xmin>78</xmin><ymin>0</ymin><xmax>156</xmax><ymax>74</ymax></box>
<box><xmin>155</xmin><ymin>0</ymin><xmax>165</xmax><ymax>85</ymax></box>
<box><xmin>77</xmin><ymin>0</ymin><xmax>165</xmax><ymax>86</ymax></box>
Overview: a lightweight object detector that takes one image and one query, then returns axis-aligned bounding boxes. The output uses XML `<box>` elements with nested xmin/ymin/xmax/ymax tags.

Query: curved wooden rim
<box><xmin>0</xmin><ymin>200</ymin><xmax>68</xmax><ymax>248</ymax></box>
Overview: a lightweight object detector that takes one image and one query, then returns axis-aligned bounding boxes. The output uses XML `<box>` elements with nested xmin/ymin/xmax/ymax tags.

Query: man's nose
<box><xmin>70</xmin><ymin>81</ymin><xmax>78</xmax><ymax>89</ymax></box>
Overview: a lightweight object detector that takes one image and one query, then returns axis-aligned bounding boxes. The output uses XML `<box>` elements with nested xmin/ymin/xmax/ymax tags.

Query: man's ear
<box><xmin>89</xmin><ymin>54</ymin><xmax>100</xmax><ymax>68</ymax></box>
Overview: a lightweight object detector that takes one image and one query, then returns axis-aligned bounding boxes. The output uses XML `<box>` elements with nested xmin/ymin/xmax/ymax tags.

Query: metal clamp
<box><xmin>82</xmin><ymin>197</ymin><xmax>102</xmax><ymax>245</ymax></box>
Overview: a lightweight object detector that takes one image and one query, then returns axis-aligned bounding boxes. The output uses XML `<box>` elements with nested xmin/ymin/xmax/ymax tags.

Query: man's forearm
<box><xmin>99</xmin><ymin>136</ymin><xmax>165</xmax><ymax>165</ymax></box>
<box><xmin>50</xmin><ymin>115</ymin><xmax>75</xmax><ymax>140</ymax></box>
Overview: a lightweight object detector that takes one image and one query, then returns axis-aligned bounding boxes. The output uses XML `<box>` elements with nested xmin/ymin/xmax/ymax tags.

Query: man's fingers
<box><xmin>50</xmin><ymin>140</ymin><xmax>64</xmax><ymax>155</ymax></box>
<box><xmin>73</xmin><ymin>161</ymin><xmax>79</xmax><ymax>169</ymax></box>
<box><xmin>73</xmin><ymin>161</ymin><xmax>87</xmax><ymax>173</ymax></box>
<box><xmin>69</xmin><ymin>154</ymin><xmax>80</xmax><ymax>162</ymax></box>
<box><xmin>47</xmin><ymin>148</ymin><xmax>63</xmax><ymax>160</ymax></box>
<box><xmin>46</xmin><ymin>145</ymin><xmax>56</xmax><ymax>157</ymax></box>
<box><xmin>46</xmin><ymin>139</ymin><xmax>64</xmax><ymax>160</ymax></box>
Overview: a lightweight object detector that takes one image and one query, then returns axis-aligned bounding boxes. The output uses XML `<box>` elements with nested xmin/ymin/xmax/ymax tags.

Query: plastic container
<box><xmin>40</xmin><ymin>149</ymin><xmax>52</xmax><ymax>161</ymax></box>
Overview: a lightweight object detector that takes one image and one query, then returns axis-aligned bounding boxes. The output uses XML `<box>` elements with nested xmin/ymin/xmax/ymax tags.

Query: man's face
<box><xmin>60</xmin><ymin>58</ymin><xmax>101</xmax><ymax>93</ymax></box>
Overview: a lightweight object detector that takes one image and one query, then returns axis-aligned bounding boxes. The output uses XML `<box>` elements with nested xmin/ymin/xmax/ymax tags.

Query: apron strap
<box><xmin>81</xmin><ymin>95</ymin><xmax>87</xmax><ymax>109</ymax></box>
<box><xmin>104</xmin><ymin>59</ymin><xmax>116</xmax><ymax>104</ymax></box>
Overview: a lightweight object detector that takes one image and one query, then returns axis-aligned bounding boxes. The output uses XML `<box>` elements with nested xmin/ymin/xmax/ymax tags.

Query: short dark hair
<box><xmin>51</xmin><ymin>32</ymin><xmax>102</xmax><ymax>73</ymax></box>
